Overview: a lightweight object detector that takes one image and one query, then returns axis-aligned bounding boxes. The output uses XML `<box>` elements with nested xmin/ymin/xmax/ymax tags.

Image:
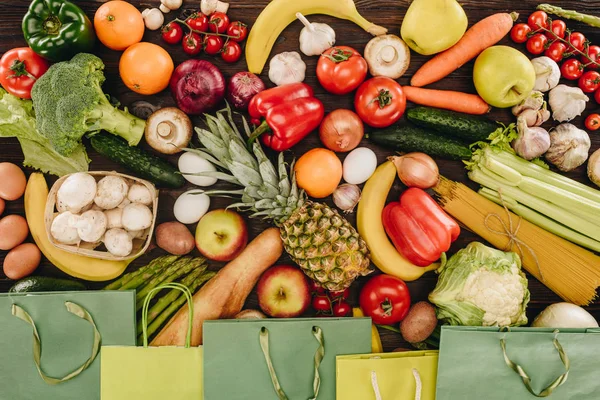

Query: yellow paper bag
<box><xmin>336</xmin><ymin>350</ymin><xmax>438</xmax><ymax>400</ymax></box>
<box><xmin>101</xmin><ymin>283</ymin><xmax>203</xmax><ymax>400</ymax></box>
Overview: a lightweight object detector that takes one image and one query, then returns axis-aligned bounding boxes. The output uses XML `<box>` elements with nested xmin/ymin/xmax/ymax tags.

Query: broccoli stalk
<box><xmin>31</xmin><ymin>53</ymin><xmax>145</xmax><ymax>156</ymax></box>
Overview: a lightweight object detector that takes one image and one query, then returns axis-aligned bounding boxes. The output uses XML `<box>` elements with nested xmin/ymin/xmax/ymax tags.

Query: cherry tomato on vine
<box><xmin>528</xmin><ymin>10</ymin><xmax>549</xmax><ymax>30</ymax></box>
<box><xmin>545</xmin><ymin>42</ymin><xmax>567</xmax><ymax>63</ymax></box>
<box><xmin>209</xmin><ymin>12</ymin><xmax>230</xmax><ymax>34</ymax></box>
<box><xmin>221</xmin><ymin>41</ymin><xmax>242</xmax><ymax>63</ymax></box>
<box><xmin>182</xmin><ymin>32</ymin><xmax>203</xmax><ymax>56</ymax></box>
<box><xmin>585</xmin><ymin>113</ymin><xmax>600</xmax><ymax>131</ymax></box>
<box><xmin>332</xmin><ymin>301</ymin><xmax>351</xmax><ymax>317</ymax></box>
<box><xmin>561</xmin><ymin>59</ymin><xmax>584</xmax><ymax>80</ymax></box>
<box><xmin>579</xmin><ymin>71</ymin><xmax>600</xmax><ymax>93</ymax></box>
<box><xmin>526</xmin><ymin>34</ymin><xmax>548</xmax><ymax>55</ymax></box>
<box><xmin>312</xmin><ymin>296</ymin><xmax>331</xmax><ymax>312</ymax></box>
<box><xmin>227</xmin><ymin>21</ymin><xmax>248</xmax><ymax>42</ymax></box>
<box><xmin>0</xmin><ymin>47</ymin><xmax>49</xmax><ymax>99</ymax></box>
<box><xmin>510</xmin><ymin>23</ymin><xmax>531</xmax><ymax>44</ymax></box>
<box><xmin>358</xmin><ymin>274</ymin><xmax>411</xmax><ymax>325</ymax></box>
<box><xmin>354</xmin><ymin>76</ymin><xmax>406</xmax><ymax>128</ymax></box>
<box><xmin>544</xmin><ymin>19</ymin><xmax>567</xmax><ymax>40</ymax></box>
<box><xmin>309</xmin><ymin>281</ymin><xmax>326</xmax><ymax>294</ymax></box>
<box><xmin>581</xmin><ymin>45</ymin><xmax>600</xmax><ymax>70</ymax></box>
<box><xmin>204</xmin><ymin>35</ymin><xmax>224</xmax><ymax>55</ymax></box>
<box><xmin>567</xmin><ymin>32</ymin><xmax>586</xmax><ymax>52</ymax></box>
<box><xmin>161</xmin><ymin>21</ymin><xmax>184</xmax><ymax>45</ymax></box>
<box><xmin>187</xmin><ymin>13</ymin><xmax>209</xmax><ymax>32</ymax></box>
<box><xmin>329</xmin><ymin>288</ymin><xmax>350</xmax><ymax>300</ymax></box>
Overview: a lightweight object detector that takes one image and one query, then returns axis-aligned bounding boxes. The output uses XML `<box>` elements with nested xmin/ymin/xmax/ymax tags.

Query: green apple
<box><xmin>473</xmin><ymin>46</ymin><xmax>536</xmax><ymax>108</ymax></box>
<box><xmin>401</xmin><ymin>0</ymin><xmax>467</xmax><ymax>56</ymax></box>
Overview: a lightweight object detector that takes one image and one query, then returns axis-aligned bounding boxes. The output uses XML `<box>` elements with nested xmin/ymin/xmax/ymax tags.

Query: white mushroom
<box><xmin>94</xmin><ymin>176</ymin><xmax>129</xmax><ymax>210</ymax></box>
<box><xmin>122</xmin><ymin>203</ymin><xmax>153</xmax><ymax>231</ymax></box>
<box><xmin>76</xmin><ymin>210</ymin><xmax>107</xmax><ymax>243</ymax></box>
<box><xmin>127</xmin><ymin>184</ymin><xmax>153</xmax><ymax>205</ymax></box>
<box><xmin>56</xmin><ymin>173</ymin><xmax>96</xmax><ymax>214</ymax></box>
<box><xmin>104</xmin><ymin>208</ymin><xmax>123</xmax><ymax>229</ymax></box>
<box><xmin>104</xmin><ymin>228</ymin><xmax>133</xmax><ymax>257</ymax></box>
<box><xmin>127</xmin><ymin>229</ymin><xmax>147</xmax><ymax>239</ymax></box>
<box><xmin>145</xmin><ymin>108</ymin><xmax>193</xmax><ymax>155</ymax></box>
<box><xmin>160</xmin><ymin>0</ymin><xmax>183</xmax><ymax>12</ymax></box>
<box><xmin>201</xmin><ymin>0</ymin><xmax>229</xmax><ymax>15</ymax></box>
<box><xmin>142</xmin><ymin>8</ymin><xmax>164</xmax><ymax>31</ymax></box>
<box><xmin>364</xmin><ymin>35</ymin><xmax>411</xmax><ymax>79</ymax></box>
<box><xmin>118</xmin><ymin>198</ymin><xmax>131</xmax><ymax>209</ymax></box>
<box><xmin>51</xmin><ymin>212</ymin><xmax>80</xmax><ymax>245</ymax></box>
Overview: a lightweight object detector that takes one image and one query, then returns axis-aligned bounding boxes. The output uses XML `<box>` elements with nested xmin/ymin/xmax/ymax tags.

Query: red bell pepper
<box><xmin>247</xmin><ymin>83</ymin><xmax>324</xmax><ymax>152</ymax></box>
<box><xmin>383</xmin><ymin>188</ymin><xmax>460</xmax><ymax>266</ymax></box>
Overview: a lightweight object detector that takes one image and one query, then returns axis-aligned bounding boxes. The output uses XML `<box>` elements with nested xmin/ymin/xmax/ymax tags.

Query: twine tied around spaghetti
<box><xmin>483</xmin><ymin>190</ymin><xmax>545</xmax><ymax>282</ymax></box>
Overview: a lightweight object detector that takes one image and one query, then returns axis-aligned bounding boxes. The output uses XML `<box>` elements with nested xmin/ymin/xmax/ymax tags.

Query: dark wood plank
<box><xmin>1</xmin><ymin>0</ymin><xmax>600</xmax><ymax>351</ymax></box>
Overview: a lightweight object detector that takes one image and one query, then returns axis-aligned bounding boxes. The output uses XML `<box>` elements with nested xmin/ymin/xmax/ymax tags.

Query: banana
<box><xmin>246</xmin><ymin>0</ymin><xmax>387</xmax><ymax>74</ymax></box>
<box><xmin>353</xmin><ymin>307</ymin><xmax>383</xmax><ymax>354</ymax></box>
<box><xmin>25</xmin><ymin>173</ymin><xmax>132</xmax><ymax>281</ymax></box>
<box><xmin>357</xmin><ymin>162</ymin><xmax>439</xmax><ymax>281</ymax></box>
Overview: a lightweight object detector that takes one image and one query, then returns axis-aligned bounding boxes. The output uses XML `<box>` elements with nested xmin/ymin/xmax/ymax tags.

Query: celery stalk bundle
<box><xmin>468</xmin><ymin>147</ymin><xmax>600</xmax><ymax>252</ymax></box>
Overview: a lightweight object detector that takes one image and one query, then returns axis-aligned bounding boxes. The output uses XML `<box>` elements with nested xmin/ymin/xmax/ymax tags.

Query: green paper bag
<box><xmin>336</xmin><ymin>350</ymin><xmax>439</xmax><ymax>400</ymax></box>
<box><xmin>203</xmin><ymin>317</ymin><xmax>372</xmax><ymax>400</ymax></box>
<box><xmin>0</xmin><ymin>290</ymin><xmax>136</xmax><ymax>400</ymax></box>
<box><xmin>436</xmin><ymin>326</ymin><xmax>600</xmax><ymax>400</ymax></box>
<box><xmin>101</xmin><ymin>283</ymin><xmax>203</xmax><ymax>400</ymax></box>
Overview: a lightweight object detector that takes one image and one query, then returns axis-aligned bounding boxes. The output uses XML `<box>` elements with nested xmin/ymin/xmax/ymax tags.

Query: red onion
<box><xmin>169</xmin><ymin>60</ymin><xmax>225</xmax><ymax>115</ymax></box>
<box><xmin>226</xmin><ymin>72</ymin><xmax>266</xmax><ymax>110</ymax></box>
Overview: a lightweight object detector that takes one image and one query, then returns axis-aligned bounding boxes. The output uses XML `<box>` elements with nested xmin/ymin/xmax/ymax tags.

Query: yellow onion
<box><xmin>390</xmin><ymin>153</ymin><xmax>439</xmax><ymax>189</ymax></box>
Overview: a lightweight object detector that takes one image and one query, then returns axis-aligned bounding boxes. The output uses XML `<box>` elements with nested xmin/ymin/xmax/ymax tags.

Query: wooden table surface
<box><xmin>1</xmin><ymin>0</ymin><xmax>600</xmax><ymax>351</ymax></box>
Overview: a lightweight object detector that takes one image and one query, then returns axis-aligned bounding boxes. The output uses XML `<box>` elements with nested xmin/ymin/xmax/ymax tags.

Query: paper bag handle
<box><xmin>141</xmin><ymin>282</ymin><xmax>194</xmax><ymax>348</ymax></box>
<box><xmin>12</xmin><ymin>301</ymin><xmax>101</xmax><ymax>385</ymax></box>
<box><xmin>371</xmin><ymin>369</ymin><xmax>422</xmax><ymax>400</ymax></box>
<box><xmin>259</xmin><ymin>325</ymin><xmax>325</xmax><ymax>400</ymax></box>
<box><xmin>500</xmin><ymin>330</ymin><xmax>570</xmax><ymax>397</ymax></box>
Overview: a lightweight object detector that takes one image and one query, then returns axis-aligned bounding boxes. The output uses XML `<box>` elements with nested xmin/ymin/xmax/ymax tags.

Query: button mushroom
<box><xmin>76</xmin><ymin>210</ymin><xmax>107</xmax><ymax>243</ymax></box>
<box><xmin>56</xmin><ymin>173</ymin><xmax>97</xmax><ymax>214</ymax></box>
<box><xmin>127</xmin><ymin>183</ymin><xmax>153</xmax><ymax>206</ymax></box>
<box><xmin>145</xmin><ymin>107</ymin><xmax>193</xmax><ymax>155</ymax></box>
<box><xmin>104</xmin><ymin>228</ymin><xmax>133</xmax><ymax>257</ymax></box>
<box><xmin>159</xmin><ymin>0</ymin><xmax>183</xmax><ymax>13</ymax></box>
<box><xmin>94</xmin><ymin>175</ymin><xmax>129</xmax><ymax>210</ymax></box>
<box><xmin>104</xmin><ymin>208</ymin><xmax>123</xmax><ymax>229</ymax></box>
<box><xmin>142</xmin><ymin>8</ymin><xmax>164</xmax><ymax>31</ymax></box>
<box><xmin>51</xmin><ymin>212</ymin><xmax>80</xmax><ymax>245</ymax></box>
<box><xmin>201</xmin><ymin>0</ymin><xmax>229</xmax><ymax>15</ymax></box>
<box><xmin>364</xmin><ymin>34</ymin><xmax>411</xmax><ymax>79</ymax></box>
<box><xmin>122</xmin><ymin>203</ymin><xmax>153</xmax><ymax>231</ymax></box>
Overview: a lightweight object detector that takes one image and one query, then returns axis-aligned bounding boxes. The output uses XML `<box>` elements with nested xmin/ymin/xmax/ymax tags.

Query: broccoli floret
<box><xmin>31</xmin><ymin>53</ymin><xmax>145</xmax><ymax>156</ymax></box>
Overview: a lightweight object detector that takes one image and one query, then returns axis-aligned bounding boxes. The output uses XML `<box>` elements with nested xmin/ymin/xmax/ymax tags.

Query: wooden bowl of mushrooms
<box><xmin>45</xmin><ymin>171</ymin><xmax>158</xmax><ymax>261</ymax></box>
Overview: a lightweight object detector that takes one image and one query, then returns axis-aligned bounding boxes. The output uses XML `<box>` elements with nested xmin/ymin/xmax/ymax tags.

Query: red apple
<box><xmin>257</xmin><ymin>265</ymin><xmax>311</xmax><ymax>318</ymax></box>
<box><xmin>195</xmin><ymin>209</ymin><xmax>248</xmax><ymax>261</ymax></box>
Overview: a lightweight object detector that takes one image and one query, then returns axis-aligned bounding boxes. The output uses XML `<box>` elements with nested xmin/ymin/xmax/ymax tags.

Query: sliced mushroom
<box><xmin>364</xmin><ymin>34</ymin><xmax>411</xmax><ymax>79</ymax></box>
<box><xmin>145</xmin><ymin>107</ymin><xmax>193</xmax><ymax>154</ymax></box>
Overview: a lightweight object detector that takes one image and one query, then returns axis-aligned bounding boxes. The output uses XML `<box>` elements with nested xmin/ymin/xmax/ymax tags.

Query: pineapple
<box><xmin>192</xmin><ymin>108</ymin><xmax>372</xmax><ymax>291</ymax></box>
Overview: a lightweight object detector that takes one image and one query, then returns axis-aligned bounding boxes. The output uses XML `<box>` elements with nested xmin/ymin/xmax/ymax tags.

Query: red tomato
<box><xmin>561</xmin><ymin>59</ymin><xmax>584</xmax><ymax>80</ymax></box>
<box><xmin>309</xmin><ymin>280</ymin><xmax>326</xmax><ymax>294</ymax></box>
<box><xmin>528</xmin><ymin>10</ymin><xmax>549</xmax><ymax>30</ymax></box>
<box><xmin>359</xmin><ymin>274</ymin><xmax>411</xmax><ymax>325</ymax></box>
<box><xmin>526</xmin><ymin>34</ymin><xmax>548</xmax><ymax>55</ymax></box>
<box><xmin>182</xmin><ymin>32</ymin><xmax>202</xmax><ymax>56</ymax></box>
<box><xmin>567</xmin><ymin>32</ymin><xmax>586</xmax><ymax>52</ymax></box>
<box><xmin>329</xmin><ymin>288</ymin><xmax>350</xmax><ymax>300</ymax></box>
<box><xmin>332</xmin><ymin>301</ymin><xmax>351</xmax><ymax>317</ymax></box>
<box><xmin>579</xmin><ymin>71</ymin><xmax>600</xmax><ymax>93</ymax></box>
<box><xmin>312</xmin><ymin>296</ymin><xmax>331</xmax><ymax>312</ymax></box>
<box><xmin>581</xmin><ymin>45</ymin><xmax>600</xmax><ymax>70</ymax></box>
<box><xmin>204</xmin><ymin>35</ymin><xmax>224</xmax><ymax>55</ymax></box>
<box><xmin>545</xmin><ymin>42</ymin><xmax>567</xmax><ymax>63</ymax></box>
<box><xmin>585</xmin><ymin>113</ymin><xmax>600</xmax><ymax>130</ymax></box>
<box><xmin>187</xmin><ymin>13</ymin><xmax>209</xmax><ymax>32</ymax></box>
<box><xmin>0</xmin><ymin>47</ymin><xmax>49</xmax><ymax>99</ymax></box>
<box><xmin>510</xmin><ymin>23</ymin><xmax>531</xmax><ymax>44</ymax></box>
<box><xmin>161</xmin><ymin>22</ymin><xmax>184</xmax><ymax>45</ymax></box>
<box><xmin>221</xmin><ymin>41</ymin><xmax>242</xmax><ymax>63</ymax></box>
<box><xmin>316</xmin><ymin>46</ymin><xmax>368</xmax><ymax>95</ymax></box>
<box><xmin>545</xmin><ymin>19</ymin><xmax>567</xmax><ymax>40</ymax></box>
<box><xmin>209</xmin><ymin>12</ymin><xmax>230</xmax><ymax>34</ymax></box>
<box><xmin>354</xmin><ymin>77</ymin><xmax>406</xmax><ymax>128</ymax></box>
<box><xmin>227</xmin><ymin>21</ymin><xmax>248</xmax><ymax>42</ymax></box>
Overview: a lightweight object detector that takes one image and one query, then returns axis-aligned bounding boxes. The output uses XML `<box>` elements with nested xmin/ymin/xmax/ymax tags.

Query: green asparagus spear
<box><xmin>135</xmin><ymin>257</ymin><xmax>193</xmax><ymax>303</ymax></box>
<box><xmin>121</xmin><ymin>256</ymin><xmax>181</xmax><ymax>291</ymax></box>
<box><xmin>537</xmin><ymin>4</ymin><xmax>600</xmax><ymax>28</ymax></box>
<box><xmin>103</xmin><ymin>255</ymin><xmax>180</xmax><ymax>290</ymax></box>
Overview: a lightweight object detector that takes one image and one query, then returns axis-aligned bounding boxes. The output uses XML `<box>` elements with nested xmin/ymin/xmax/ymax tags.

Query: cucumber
<box><xmin>369</xmin><ymin>125</ymin><xmax>472</xmax><ymax>160</ymax></box>
<box><xmin>90</xmin><ymin>133</ymin><xmax>185</xmax><ymax>188</ymax></box>
<box><xmin>9</xmin><ymin>276</ymin><xmax>87</xmax><ymax>293</ymax></box>
<box><xmin>407</xmin><ymin>107</ymin><xmax>500</xmax><ymax>143</ymax></box>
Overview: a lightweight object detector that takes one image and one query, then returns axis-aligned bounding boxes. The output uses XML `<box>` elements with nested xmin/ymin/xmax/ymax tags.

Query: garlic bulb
<box><xmin>333</xmin><ymin>183</ymin><xmax>361</xmax><ymax>213</ymax></box>
<box><xmin>545</xmin><ymin>123</ymin><xmax>591</xmax><ymax>172</ymax></box>
<box><xmin>531</xmin><ymin>57</ymin><xmax>560</xmax><ymax>92</ymax></box>
<box><xmin>268</xmin><ymin>51</ymin><xmax>307</xmax><ymax>86</ymax></box>
<box><xmin>512</xmin><ymin>116</ymin><xmax>550</xmax><ymax>160</ymax></box>
<box><xmin>297</xmin><ymin>13</ymin><xmax>335</xmax><ymax>56</ymax></box>
<box><xmin>549</xmin><ymin>85</ymin><xmax>589</xmax><ymax>122</ymax></box>
<box><xmin>588</xmin><ymin>149</ymin><xmax>600</xmax><ymax>188</ymax></box>
<box><xmin>512</xmin><ymin>91</ymin><xmax>550</xmax><ymax>127</ymax></box>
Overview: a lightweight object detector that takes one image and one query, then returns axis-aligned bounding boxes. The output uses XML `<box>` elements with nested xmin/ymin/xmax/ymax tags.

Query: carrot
<box><xmin>151</xmin><ymin>228</ymin><xmax>284</xmax><ymax>346</ymax></box>
<box><xmin>411</xmin><ymin>12</ymin><xmax>517</xmax><ymax>87</ymax></box>
<box><xmin>403</xmin><ymin>86</ymin><xmax>490</xmax><ymax>115</ymax></box>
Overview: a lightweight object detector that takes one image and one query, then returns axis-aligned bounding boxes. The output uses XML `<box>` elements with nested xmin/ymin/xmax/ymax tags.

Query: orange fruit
<box><xmin>295</xmin><ymin>148</ymin><xmax>342</xmax><ymax>198</ymax></box>
<box><xmin>94</xmin><ymin>1</ymin><xmax>144</xmax><ymax>51</ymax></box>
<box><xmin>120</xmin><ymin>43</ymin><xmax>174</xmax><ymax>95</ymax></box>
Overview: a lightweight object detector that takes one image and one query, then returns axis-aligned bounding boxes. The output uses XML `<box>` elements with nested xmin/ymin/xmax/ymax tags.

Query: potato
<box><xmin>399</xmin><ymin>301</ymin><xmax>438</xmax><ymax>344</ymax></box>
<box><xmin>155</xmin><ymin>221</ymin><xmax>195</xmax><ymax>255</ymax></box>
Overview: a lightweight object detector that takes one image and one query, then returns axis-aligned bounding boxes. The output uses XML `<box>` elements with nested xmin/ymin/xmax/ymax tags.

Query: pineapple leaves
<box><xmin>181</xmin><ymin>147</ymin><xmax>227</xmax><ymax>169</ymax></box>
<box><xmin>277</xmin><ymin>153</ymin><xmax>291</xmax><ymax>198</ymax></box>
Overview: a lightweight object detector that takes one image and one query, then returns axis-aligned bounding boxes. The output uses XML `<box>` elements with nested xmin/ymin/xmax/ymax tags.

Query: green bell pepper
<box><xmin>22</xmin><ymin>0</ymin><xmax>96</xmax><ymax>62</ymax></box>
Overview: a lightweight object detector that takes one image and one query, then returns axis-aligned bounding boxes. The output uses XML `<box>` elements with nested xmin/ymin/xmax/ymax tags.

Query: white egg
<box><xmin>178</xmin><ymin>152</ymin><xmax>218</xmax><ymax>187</ymax></box>
<box><xmin>173</xmin><ymin>191</ymin><xmax>210</xmax><ymax>224</ymax></box>
<box><xmin>343</xmin><ymin>147</ymin><xmax>377</xmax><ymax>184</ymax></box>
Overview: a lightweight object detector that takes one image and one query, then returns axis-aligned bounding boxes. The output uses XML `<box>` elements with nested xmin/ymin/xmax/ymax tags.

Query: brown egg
<box><xmin>0</xmin><ymin>215</ymin><xmax>29</xmax><ymax>250</ymax></box>
<box><xmin>3</xmin><ymin>243</ymin><xmax>41</xmax><ymax>280</ymax></box>
<box><xmin>0</xmin><ymin>198</ymin><xmax>4</xmax><ymax>216</ymax></box>
<box><xmin>0</xmin><ymin>162</ymin><xmax>26</xmax><ymax>201</ymax></box>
